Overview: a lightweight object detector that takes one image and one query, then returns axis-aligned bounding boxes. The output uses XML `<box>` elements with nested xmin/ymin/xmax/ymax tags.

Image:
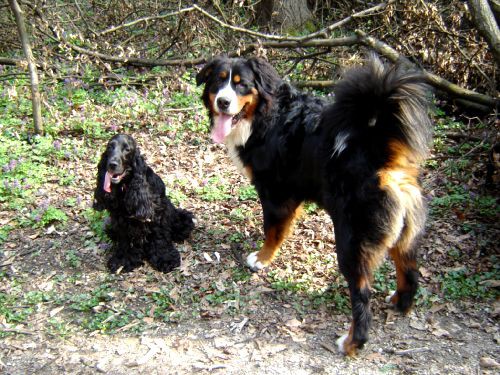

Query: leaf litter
<box><xmin>0</xmin><ymin>100</ymin><xmax>499</xmax><ymax>374</ymax></box>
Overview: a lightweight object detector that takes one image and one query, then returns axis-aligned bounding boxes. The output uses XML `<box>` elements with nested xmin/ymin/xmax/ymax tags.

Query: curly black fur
<box><xmin>93</xmin><ymin>134</ymin><xmax>194</xmax><ymax>273</ymax></box>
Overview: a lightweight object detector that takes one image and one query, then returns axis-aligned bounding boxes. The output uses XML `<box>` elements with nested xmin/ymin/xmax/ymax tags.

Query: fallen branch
<box><xmin>0</xmin><ymin>57</ymin><xmax>23</xmax><ymax>65</ymax></box>
<box><xmin>355</xmin><ymin>30</ymin><xmax>499</xmax><ymax>109</ymax></box>
<box><xmin>293</xmin><ymin>80</ymin><xmax>335</xmax><ymax>89</ymax></box>
<box><xmin>63</xmin><ymin>36</ymin><xmax>358</xmax><ymax>67</ymax></box>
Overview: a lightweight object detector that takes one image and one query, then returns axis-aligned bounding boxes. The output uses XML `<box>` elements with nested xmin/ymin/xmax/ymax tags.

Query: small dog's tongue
<box><xmin>104</xmin><ymin>172</ymin><xmax>112</xmax><ymax>193</ymax></box>
<box><xmin>212</xmin><ymin>114</ymin><xmax>233</xmax><ymax>143</ymax></box>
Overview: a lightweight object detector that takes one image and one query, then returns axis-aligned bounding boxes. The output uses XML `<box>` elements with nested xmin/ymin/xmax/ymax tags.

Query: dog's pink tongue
<box><xmin>104</xmin><ymin>172</ymin><xmax>112</xmax><ymax>193</ymax></box>
<box><xmin>212</xmin><ymin>114</ymin><xmax>233</xmax><ymax>143</ymax></box>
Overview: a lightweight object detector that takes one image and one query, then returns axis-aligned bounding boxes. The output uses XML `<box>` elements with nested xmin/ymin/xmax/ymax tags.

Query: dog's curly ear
<box><xmin>131</xmin><ymin>148</ymin><xmax>146</xmax><ymax>173</ymax></box>
<box><xmin>93</xmin><ymin>151</ymin><xmax>108</xmax><ymax>211</ymax></box>
<box><xmin>247</xmin><ymin>57</ymin><xmax>281</xmax><ymax>111</ymax></box>
<box><xmin>196</xmin><ymin>55</ymin><xmax>227</xmax><ymax>86</ymax></box>
<box><xmin>125</xmin><ymin>153</ymin><xmax>154</xmax><ymax>221</ymax></box>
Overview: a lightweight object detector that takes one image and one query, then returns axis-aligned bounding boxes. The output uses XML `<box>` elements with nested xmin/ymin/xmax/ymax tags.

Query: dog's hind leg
<box><xmin>246</xmin><ymin>200</ymin><xmax>302</xmax><ymax>271</ymax></box>
<box><xmin>387</xmin><ymin>204</ymin><xmax>426</xmax><ymax>313</ymax></box>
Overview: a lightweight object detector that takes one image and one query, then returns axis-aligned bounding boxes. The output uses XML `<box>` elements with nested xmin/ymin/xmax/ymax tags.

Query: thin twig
<box><xmin>97</xmin><ymin>7</ymin><xmax>195</xmax><ymax>36</ymax></box>
<box><xmin>385</xmin><ymin>347</ymin><xmax>430</xmax><ymax>355</ymax></box>
<box><xmin>299</xmin><ymin>0</ymin><xmax>395</xmax><ymax>41</ymax></box>
<box><xmin>0</xmin><ymin>328</ymin><xmax>35</xmax><ymax>335</ymax></box>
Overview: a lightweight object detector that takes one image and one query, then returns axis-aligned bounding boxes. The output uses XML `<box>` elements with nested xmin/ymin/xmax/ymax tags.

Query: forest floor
<box><xmin>0</xmin><ymin>83</ymin><xmax>499</xmax><ymax>374</ymax></box>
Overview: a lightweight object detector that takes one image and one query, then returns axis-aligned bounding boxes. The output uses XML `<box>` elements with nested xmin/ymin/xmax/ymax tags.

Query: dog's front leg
<box><xmin>246</xmin><ymin>200</ymin><xmax>302</xmax><ymax>271</ymax></box>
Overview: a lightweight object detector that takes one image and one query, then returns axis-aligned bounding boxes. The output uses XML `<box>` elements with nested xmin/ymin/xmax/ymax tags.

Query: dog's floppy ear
<box><xmin>125</xmin><ymin>152</ymin><xmax>154</xmax><ymax>221</ymax></box>
<box><xmin>247</xmin><ymin>57</ymin><xmax>281</xmax><ymax>111</ymax></box>
<box><xmin>196</xmin><ymin>55</ymin><xmax>226</xmax><ymax>86</ymax></box>
<box><xmin>93</xmin><ymin>151</ymin><xmax>108</xmax><ymax>211</ymax></box>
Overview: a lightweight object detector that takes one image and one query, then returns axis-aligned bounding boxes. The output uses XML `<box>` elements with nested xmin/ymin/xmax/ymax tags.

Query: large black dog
<box><xmin>196</xmin><ymin>56</ymin><xmax>432</xmax><ymax>355</ymax></box>
<box><xmin>93</xmin><ymin>134</ymin><xmax>194</xmax><ymax>273</ymax></box>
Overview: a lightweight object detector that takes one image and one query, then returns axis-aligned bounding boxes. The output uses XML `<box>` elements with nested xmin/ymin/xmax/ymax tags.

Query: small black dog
<box><xmin>93</xmin><ymin>134</ymin><xmax>194</xmax><ymax>273</ymax></box>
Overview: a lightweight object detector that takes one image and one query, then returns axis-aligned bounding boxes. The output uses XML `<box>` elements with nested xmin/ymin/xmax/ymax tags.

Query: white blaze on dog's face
<box><xmin>214</xmin><ymin>70</ymin><xmax>241</xmax><ymax>116</ymax></box>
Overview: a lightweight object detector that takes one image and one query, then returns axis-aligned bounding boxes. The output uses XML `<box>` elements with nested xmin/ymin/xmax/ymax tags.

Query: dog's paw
<box><xmin>336</xmin><ymin>334</ymin><xmax>348</xmax><ymax>354</ymax></box>
<box><xmin>385</xmin><ymin>290</ymin><xmax>396</xmax><ymax>304</ymax></box>
<box><xmin>246</xmin><ymin>252</ymin><xmax>265</xmax><ymax>272</ymax></box>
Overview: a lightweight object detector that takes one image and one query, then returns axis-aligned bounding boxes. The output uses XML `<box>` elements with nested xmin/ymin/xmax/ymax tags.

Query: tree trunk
<box><xmin>8</xmin><ymin>0</ymin><xmax>43</xmax><ymax>135</ymax></box>
<box><xmin>468</xmin><ymin>0</ymin><xmax>500</xmax><ymax>66</ymax></box>
<box><xmin>255</xmin><ymin>0</ymin><xmax>313</xmax><ymax>31</ymax></box>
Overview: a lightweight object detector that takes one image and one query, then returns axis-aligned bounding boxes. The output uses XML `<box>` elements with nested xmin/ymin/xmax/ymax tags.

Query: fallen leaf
<box><xmin>480</xmin><ymin>357</ymin><xmax>500</xmax><ymax>368</ymax></box>
<box><xmin>49</xmin><ymin>306</ymin><xmax>64</xmax><ymax>317</ymax></box>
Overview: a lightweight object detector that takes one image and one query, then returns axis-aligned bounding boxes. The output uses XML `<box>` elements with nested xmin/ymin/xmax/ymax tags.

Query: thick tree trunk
<box><xmin>255</xmin><ymin>0</ymin><xmax>313</xmax><ymax>30</ymax></box>
<box><xmin>468</xmin><ymin>0</ymin><xmax>500</xmax><ymax>66</ymax></box>
<box><xmin>8</xmin><ymin>0</ymin><xmax>43</xmax><ymax>135</ymax></box>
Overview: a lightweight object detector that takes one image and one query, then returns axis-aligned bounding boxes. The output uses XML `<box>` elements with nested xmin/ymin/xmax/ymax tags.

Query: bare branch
<box><xmin>191</xmin><ymin>4</ymin><xmax>300</xmax><ymax>41</ymax></box>
<box><xmin>299</xmin><ymin>0</ymin><xmax>396</xmax><ymax>41</ymax></box>
<box><xmin>97</xmin><ymin>6</ymin><xmax>196</xmax><ymax>36</ymax></box>
<box><xmin>355</xmin><ymin>30</ymin><xmax>498</xmax><ymax>109</ymax></box>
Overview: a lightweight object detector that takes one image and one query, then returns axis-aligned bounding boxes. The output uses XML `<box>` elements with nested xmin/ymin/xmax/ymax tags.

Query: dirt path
<box><xmin>2</xmin><ymin>302</ymin><xmax>499</xmax><ymax>374</ymax></box>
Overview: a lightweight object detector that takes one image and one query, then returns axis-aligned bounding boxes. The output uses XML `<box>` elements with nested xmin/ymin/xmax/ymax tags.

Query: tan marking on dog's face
<box><xmin>236</xmin><ymin>91</ymin><xmax>259</xmax><ymax>119</ymax></box>
<box><xmin>208</xmin><ymin>92</ymin><xmax>216</xmax><ymax>112</ymax></box>
<box><xmin>233</xmin><ymin>74</ymin><xmax>241</xmax><ymax>84</ymax></box>
<box><xmin>219</xmin><ymin>71</ymin><xmax>228</xmax><ymax>79</ymax></box>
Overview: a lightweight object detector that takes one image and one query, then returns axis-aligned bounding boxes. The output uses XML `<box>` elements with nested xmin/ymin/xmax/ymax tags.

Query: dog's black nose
<box><xmin>217</xmin><ymin>97</ymin><xmax>230</xmax><ymax>111</ymax></box>
<box><xmin>108</xmin><ymin>161</ymin><xmax>118</xmax><ymax>170</ymax></box>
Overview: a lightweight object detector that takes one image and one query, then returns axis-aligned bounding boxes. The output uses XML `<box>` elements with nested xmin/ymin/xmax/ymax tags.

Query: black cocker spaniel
<box><xmin>93</xmin><ymin>134</ymin><xmax>194</xmax><ymax>273</ymax></box>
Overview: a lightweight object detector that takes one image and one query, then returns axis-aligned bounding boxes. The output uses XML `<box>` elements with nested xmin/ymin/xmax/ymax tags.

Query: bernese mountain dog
<box><xmin>196</xmin><ymin>55</ymin><xmax>432</xmax><ymax>356</ymax></box>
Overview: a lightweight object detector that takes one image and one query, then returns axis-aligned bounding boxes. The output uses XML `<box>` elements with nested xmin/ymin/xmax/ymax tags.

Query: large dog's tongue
<box><xmin>104</xmin><ymin>172</ymin><xmax>112</xmax><ymax>193</ymax></box>
<box><xmin>212</xmin><ymin>114</ymin><xmax>233</xmax><ymax>143</ymax></box>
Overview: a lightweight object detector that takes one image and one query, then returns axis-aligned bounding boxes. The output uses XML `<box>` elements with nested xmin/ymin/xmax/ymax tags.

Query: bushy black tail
<box><xmin>327</xmin><ymin>56</ymin><xmax>432</xmax><ymax>161</ymax></box>
<box><xmin>171</xmin><ymin>208</ymin><xmax>195</xmax><ymax>243</ymax></box>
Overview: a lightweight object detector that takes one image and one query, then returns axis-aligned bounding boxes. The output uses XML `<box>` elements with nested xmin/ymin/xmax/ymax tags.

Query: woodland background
<box><xmin>0</xmin><ymin>1</ymin><xmax>499</xmax><ymax>374</ymax></box>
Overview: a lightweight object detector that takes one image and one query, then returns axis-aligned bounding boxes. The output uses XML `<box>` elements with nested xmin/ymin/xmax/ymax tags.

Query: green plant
<box><xmin>149</xmin><ymin>287</ymin><xmax>178</xmax><ymax>321</ymax></box>
<box><xmin>238</xmin><ymin>185</ymin><xmax>258</xmax><ymax>201</ymax></box>
<box><xmin>83</xmin><ymin>209</ymin><xmax>110</xmax><ymax>242</ymax></box>
<box><xmin>68</xmin><ymin>284</ymin><xmax>113</xmax><ymax>312</ymax></box>
<box><xmin>65</xmin><ymin>249</ymin><xmax>81</xmax><ymax>269</ymax></box>
<box><xmin>440</xmin><ymin>267</ymin><xmax>499</xmax><ymax>301</ymax></box>
<box><xmin>46</xmin><ymin>318</ymin><xmax>72</xmax><ymax>337</ymax></box>
<box><xmin>31</xmin><ymin>206</ymin><xmax>68</xmax><ymax>228</ymax></box>
<box><xmin>372</xmin><ymin>262</ymin><xmax>396</xmax><ymax>293</ymax></box>
<box><xmin>0</xmin><ymin>225</ymin><xmax>12</xmax><ymax>245</ymax></box>
<box><xmin>197</xmin><ymin>177</ymin><xmax>231</xmax><ymax>201</ymax></box>
<box><xmin>304</xmin><ymin>202</ymin><xmax>319</xmax><ymax>215</ymax></box>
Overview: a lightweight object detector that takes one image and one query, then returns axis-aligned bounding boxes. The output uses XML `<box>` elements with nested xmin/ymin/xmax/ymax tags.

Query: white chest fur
<box><xmin>224</xmin><ymin>118</ymin><xmax>252</xmax><ymax>179</ymax></box>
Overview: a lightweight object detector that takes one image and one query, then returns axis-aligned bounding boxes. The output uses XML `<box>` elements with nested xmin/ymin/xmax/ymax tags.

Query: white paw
<box><xmin>385</xmin><ymin>290</ymin><xmax>396</xmax><ymax>303</ymax></box>
<box><xmin>336</xmin><ymin>334</ymin><xmax>348</xmax><ymax>354</ymax></box>
<box><xmin>246</xmin><ymin>252</ymin><xmax>265</xmax><ymax>271</ymax></box>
